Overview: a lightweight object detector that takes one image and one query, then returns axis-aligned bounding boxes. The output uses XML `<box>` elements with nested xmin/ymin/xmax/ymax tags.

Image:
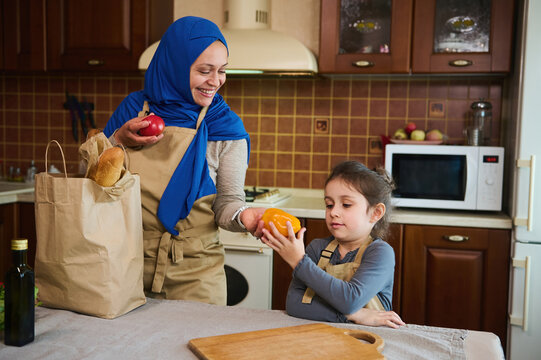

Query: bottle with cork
<box><xmin>4</xmin><ymin>238</ymin><xmax>35</xmax><ymax>346</ymax></box>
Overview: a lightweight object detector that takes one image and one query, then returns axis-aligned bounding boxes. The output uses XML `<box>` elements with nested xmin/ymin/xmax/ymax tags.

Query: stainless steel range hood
<box><xmin>138</xmin><ymin>0</ymin><xmax>318</xmax><ymax>76</ymax></box>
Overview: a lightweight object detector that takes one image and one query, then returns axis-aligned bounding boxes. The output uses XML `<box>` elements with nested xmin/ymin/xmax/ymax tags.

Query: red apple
<box><xmin>139</xmin><ymin>115</ymin><xmax>165</xmax><ymax>136</ymax></box>
<box><xmin>426</xmin><ymin>129</ymin><xmax>443</xmax><ymax>141</ymax></box>
<box><xmin>405</xmin><ymin>122</ymin><xmax>417</xmax><ymax>135</ymax></box>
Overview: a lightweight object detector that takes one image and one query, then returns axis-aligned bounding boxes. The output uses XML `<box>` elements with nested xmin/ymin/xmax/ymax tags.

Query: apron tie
<box><xmin>171</xmin><ymin>240</ymin><xmax>184</xmax><ymax>264</ymax></box>
<box><xmin>151</xmin><ymin>231</ymin><xmax>173</xmax><ymax>293</ymax></box>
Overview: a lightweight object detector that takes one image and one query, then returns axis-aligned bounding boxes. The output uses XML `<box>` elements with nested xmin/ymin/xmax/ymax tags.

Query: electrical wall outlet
<box><xmin>315</xmin><ymin>118</ymin><xmax>329</xmax><ymax>134</ymax></box>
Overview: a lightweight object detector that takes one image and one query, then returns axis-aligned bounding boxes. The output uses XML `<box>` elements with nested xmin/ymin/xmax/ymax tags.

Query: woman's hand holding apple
<box><xmin>114</xmin><ymin>114</ymin><xmax>164</xmax><ymax>147</ymax></box>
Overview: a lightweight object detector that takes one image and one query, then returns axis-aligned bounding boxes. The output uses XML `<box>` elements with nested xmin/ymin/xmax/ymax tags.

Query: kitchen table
<box><xmin>0</xmin><ymin>298</ymin><xmax>503</xmax><ymax>359</ymax></box>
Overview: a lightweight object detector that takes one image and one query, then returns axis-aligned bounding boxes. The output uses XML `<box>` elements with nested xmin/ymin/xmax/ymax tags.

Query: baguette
<box><xmin>91</xmin><ymin>146</ymin><xmax>124</xmax><ymax>187</ymax></box>
<box><xmin>86</xmin><ymin>128</ymin><xmax>102</xmax><ymax>140</ymax></box>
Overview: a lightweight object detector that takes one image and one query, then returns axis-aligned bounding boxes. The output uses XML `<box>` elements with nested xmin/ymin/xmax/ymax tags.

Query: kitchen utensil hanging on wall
<box><xmin>63</xmin><ymin>92</ymin><xmax>96</xmax><ymax>141</ymax></box>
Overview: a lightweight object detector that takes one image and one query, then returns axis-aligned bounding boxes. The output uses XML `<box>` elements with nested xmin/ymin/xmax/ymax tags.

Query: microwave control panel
<box><xmin>476</xmin><ymin>147</ymin><xmax>504</xmax><ymax>210</ymax></box>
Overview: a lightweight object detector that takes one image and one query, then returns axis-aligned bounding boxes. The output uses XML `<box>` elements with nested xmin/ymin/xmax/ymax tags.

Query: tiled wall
<box><xmin>0</xmin><ymin>73</ymin><xmax>503</xmax><ymax>189</ymax></box>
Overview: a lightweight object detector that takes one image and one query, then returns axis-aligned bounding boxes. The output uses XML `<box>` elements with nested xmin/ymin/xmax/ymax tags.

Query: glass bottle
<box><xmin>4</xmin><ymin>238</ymin><xmax>35</xmax><ymax>347</ymax></box>
<box><xmin>25</xmin><ymin>160</ymin><xmax>38</xmax><ymax>184</ymax></box>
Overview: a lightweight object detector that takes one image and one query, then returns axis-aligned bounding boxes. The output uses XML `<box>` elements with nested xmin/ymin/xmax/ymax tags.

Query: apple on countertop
<box><xmin>391</xmin><ymin>122</ymin><xmax>445</xmax><ymax>143</ymax></box>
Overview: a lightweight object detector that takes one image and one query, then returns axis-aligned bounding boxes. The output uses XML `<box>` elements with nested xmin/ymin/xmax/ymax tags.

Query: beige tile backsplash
<box><xmin>0</xmin><ymin>73</ymin><xmax>503</xmax><ymax>189</ymax></box>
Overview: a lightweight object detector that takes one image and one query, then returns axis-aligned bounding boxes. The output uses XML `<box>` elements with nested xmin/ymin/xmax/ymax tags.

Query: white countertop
<box><xmin>0</xmin><ymin>181</ymin><xmax>35</xmax><ymax>204</ymax></box>
<box><xmin>249</xmin><ymin>187</ymin><xmax>513</xmax><ymax>230</ymax></box>
<box><xmin>0</xmin><ymin>182</ymin><xmax>512</xmax><ymax>230</ymax></box>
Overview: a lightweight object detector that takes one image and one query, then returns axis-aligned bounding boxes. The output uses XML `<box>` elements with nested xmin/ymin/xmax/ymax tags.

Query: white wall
<box><xmin>173</xmin><ymin>0</ymin><xmax>320</xmax><ymax>55</ymax></box>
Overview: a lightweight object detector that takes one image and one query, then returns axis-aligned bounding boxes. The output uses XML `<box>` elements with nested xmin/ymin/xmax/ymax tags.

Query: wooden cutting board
<box><xmin>188</xmin><ymin>323</ymin><xmax>385</xmax><ymax>360</ymax></box>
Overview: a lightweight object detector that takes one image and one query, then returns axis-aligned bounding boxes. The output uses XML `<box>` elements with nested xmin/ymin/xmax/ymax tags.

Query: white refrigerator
<box><xmin>506</xmin><ymin>0</ymin><xmax>541</xmax><ymax>359</ymax></box>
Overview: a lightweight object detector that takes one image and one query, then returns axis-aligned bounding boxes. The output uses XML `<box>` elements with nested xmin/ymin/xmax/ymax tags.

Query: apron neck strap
<box><xmin>315</xmin><ymin>239</ymin><xmax>339</xmax><ymax>270</ymax></box>
<box><xmin>138</xmin><ymin>101</ymin><xmax>150</xmax><ymax>117</ymax></box>
<box><xmin>196</xmin><ymin>106</ymin><xmax>208</xmax><ymax>130</ymax></box>
<box><xmin>352</xmin><ymin>236</ymin><xmax>373</xmax><ymax>265</ymax></box>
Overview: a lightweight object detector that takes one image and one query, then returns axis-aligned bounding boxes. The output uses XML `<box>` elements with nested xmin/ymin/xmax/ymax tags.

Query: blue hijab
<box><xmin>104</xmin><ymin>16</ymin><xmax>250</xmax><ymax>235</ymax></box>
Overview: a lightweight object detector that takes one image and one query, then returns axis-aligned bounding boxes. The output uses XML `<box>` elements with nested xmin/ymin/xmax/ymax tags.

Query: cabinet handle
<box><xmin>449</xmin><ymin>59</ymin><xmax>473</xmax><ymax>67</ymax></box>
<box><xmin>509</xmin><ymin>256</ymin><xmax>531</xmax><ymax>331</ymax></box>
<box><xmin>352</xmin><ymin>60</ymin><xmax>375</xmax><ymax>68</ymax></box>
<box><xmin>443</xmin><ymin>235</ymin><xmax>469</xmax><ymax>242</ymax></box>
<box><xmin>514</xmin><ymin>155</ymin><xmax>536</xmax><ymax>231</ymax></box>
<box><xmin>88</xmin><ymin>59</ymin><xmax>105</xmax><ymax>66</ymax></box>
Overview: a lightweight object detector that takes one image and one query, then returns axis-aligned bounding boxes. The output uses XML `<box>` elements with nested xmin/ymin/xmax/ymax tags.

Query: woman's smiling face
<box><xmin>190</xmin><ymin>40</ymin><xmax>228</xmax><ymax>107</ymax></box>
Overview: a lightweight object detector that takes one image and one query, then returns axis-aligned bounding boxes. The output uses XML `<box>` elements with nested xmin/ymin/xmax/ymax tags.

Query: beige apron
<box><xmin>302</xmin><ymin>239</ymin><xmax>385</xmax><ymax>311</ymax></box>
<box><xmin>126</xmin><ymin>104</ymin><xmax>226</xmax><ymax>305</ymax></box>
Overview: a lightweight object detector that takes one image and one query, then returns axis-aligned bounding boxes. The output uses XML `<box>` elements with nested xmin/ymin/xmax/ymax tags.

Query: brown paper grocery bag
<box><xmin>34</xmin><ymin>140</ymin><xmax>146</xmax><ymax>319</ymax></box>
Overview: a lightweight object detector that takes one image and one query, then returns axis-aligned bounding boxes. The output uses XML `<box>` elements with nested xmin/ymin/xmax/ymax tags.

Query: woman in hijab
<box><xmin>103</xmin><ymin>16</ymin><xmax>265</xmax><ymax>305</ymax></box>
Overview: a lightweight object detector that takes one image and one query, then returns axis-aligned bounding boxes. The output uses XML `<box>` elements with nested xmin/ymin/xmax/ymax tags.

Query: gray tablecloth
<box><xmin>0</xmin><ymin>298</ymin><xmax>498</xmax><ymax>359</ymax></box>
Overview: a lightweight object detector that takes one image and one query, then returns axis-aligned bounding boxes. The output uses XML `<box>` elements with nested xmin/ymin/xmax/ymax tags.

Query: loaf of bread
<box><xmin>91</xmin><ymin>146</ymin><xmax>124</xmax><ymax>187</ymax></box>
<box><xmin>86</xmin><ymin>128</ymin><xmax>102</xmax><ymax>140</ymax></box>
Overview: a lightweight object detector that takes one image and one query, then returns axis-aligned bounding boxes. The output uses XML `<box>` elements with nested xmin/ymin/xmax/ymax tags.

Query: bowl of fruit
<box><xmin>390</xmin><ymin>122</ymin><xmax>445</xmax><ymax>145</ymax></box>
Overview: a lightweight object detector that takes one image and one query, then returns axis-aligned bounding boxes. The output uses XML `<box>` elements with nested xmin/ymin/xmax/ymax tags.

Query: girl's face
<box><xmin>324</xmin><ymin>178</ymin><xmax>382</xmax><ymax>246</ymax></box>
<box><xmin>190</xmin><ymin>41</ymin><xmax>228</xmax><ymax>107</ymax></box>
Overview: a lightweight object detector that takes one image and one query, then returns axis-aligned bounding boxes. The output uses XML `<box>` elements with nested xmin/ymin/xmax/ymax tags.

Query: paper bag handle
<box><xmin>45</xmin><ymin>140</ymin><xmax>68</xmax><ymax>178</ymax></box>
<box><xmin>117</xmin><ymin>143</ymin><xmax>130</xmax><ymax>170</ymax></box>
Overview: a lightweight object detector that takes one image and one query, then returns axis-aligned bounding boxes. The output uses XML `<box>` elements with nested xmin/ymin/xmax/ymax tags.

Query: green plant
<box><xmin>0</xmin><ymin>282</ymin><xmax>40</xmax><ymax>331</ymax></box>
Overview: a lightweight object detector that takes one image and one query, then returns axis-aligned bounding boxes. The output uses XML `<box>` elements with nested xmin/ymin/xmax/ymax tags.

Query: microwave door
<box><xmin>391</xmin><ymin>152</ymin><xmax>477</xmax><ymax>210</ymax></box>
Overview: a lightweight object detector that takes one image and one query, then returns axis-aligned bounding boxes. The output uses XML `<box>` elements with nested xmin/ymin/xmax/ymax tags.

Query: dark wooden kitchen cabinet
<box><xmin>412</xmin><ymin>0</ymin><xmax>516</xmax><ymax>73</ymax></box>
<box><xmin>319</xmin><ymin>0</ymin><xmax>515</xmax><ymax>74</ymax></box>
<box><xmin>272</xmin><ymin>218</ymin><xmax>330</xmax><ymax>310</ymax></box>
<box><xmin>401</xmin><ymin>224</ymin><xmax>510</xmax><ymax>346</ymax></box>
<box><xmin>272</xmin><ymin>218</ymin><xmax>403</xmax><ymax>313</ymax></box>
<box><xmin>0</xmin><ymin>204</ymin><xmax>17</xmax><ymax>276</ymax></box>
<box><xmin>0</xmin><ymin>203</ymin><xmax>36</xmax><ymax>276</ymax></box>
<box><xmin>0</xmin><ymin>4</ymin><xmax>2</xmax><ymax>70</ymax></box>
<box><xmin>386</xmin><ymin>223</ymin><xmax>403</xmax><ymax>314</ymax></box>
<box><xmin>46</xmin><ymin>0</ymin><xmax>172</xmax><ymax>71</ymax></box>
<box><xmin>1</xmin><ymin>0</ymin><xmax>172</xmax><ymax>71</ymax></box>
<box><xmin>0</xmin><ymin>0</ymin><xmax>3</xmax><ymax>69</ymax></box>
<box><xmin>1</xmin><ymin>0</ymin><xmax>46</xmax><ymax>71</ymax></box>
<box><xmin>319</xmin><ymin>0</ymin><xmax>414</xmax><ymax>74</ymax></box>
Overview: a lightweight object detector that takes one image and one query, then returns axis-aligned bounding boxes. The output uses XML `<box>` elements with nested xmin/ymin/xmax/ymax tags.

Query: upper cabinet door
<box><xmin>2</xmin><ymin>0</ymin><xmax>46</xmax><ymax>71</ymax></box>
<box><xmin>46</xmin><ymin>0</ymin><xmax>148</xmax><ymax>71</ymax></box>
<box><xmin>319</xmin><ymin>0</ymin><xmax>413</xmax><ymax>74</ymax></box>
<box><xmin>412</xmin><ymin>0</ymin><xmax>515</xmax><ymax>73</ymax></box>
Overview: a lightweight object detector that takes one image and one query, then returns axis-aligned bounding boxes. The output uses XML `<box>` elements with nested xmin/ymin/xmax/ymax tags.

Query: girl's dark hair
<box><xmin>325</xmin><ymin>160</ymin><xmax>395</xmax><ymax>239</ymax></box>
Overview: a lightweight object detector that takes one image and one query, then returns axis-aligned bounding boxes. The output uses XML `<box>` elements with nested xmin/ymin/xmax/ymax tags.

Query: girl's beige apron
<box><xmin>302</xmin><ymin>239</ymin><xmax>385</xmax><ymax>311</ymax></box>
<box><xmin>127</xmin><ymin>106</ymin><xmax>226</xmax><ymax>305</ymax></box>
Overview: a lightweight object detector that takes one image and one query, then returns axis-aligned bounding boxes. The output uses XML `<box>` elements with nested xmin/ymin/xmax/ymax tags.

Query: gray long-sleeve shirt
<box><xmin>286</xmin><ymin>237</ymin><xmax>395</xmax><ymax>323</ymax></box>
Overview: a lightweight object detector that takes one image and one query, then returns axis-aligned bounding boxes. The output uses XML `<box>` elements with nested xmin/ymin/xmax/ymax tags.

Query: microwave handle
<box><xmin>514</xmin><ymin>155</ymin><xmax>536</xmax><ymax>231</ymax></box>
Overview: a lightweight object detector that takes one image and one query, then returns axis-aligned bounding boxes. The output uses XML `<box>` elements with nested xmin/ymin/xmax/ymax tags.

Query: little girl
<box><xmin>261</xmin><ymin>160</ymin><xmax>405</xmax><ymax>328</ymax></box>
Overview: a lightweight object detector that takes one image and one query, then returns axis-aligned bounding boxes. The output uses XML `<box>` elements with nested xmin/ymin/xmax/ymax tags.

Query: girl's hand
<box><xmin>239</xmin><ymin>207</ymin><xmax>266</xmax><ymax>237</ymax></box>
<box><xmin>346</xmin><ymin>308</ymin><xmax>405</xmax><ymax>329</ymax></box>
<box><xmin>261</xmin><ymin>221</ymin><xmax>306</xmax><ymax>269</ymax></box>
<box><xmin>114</xmin><ymin>114</ymin><xmax>164</xmax><ymax>147</ymax></box>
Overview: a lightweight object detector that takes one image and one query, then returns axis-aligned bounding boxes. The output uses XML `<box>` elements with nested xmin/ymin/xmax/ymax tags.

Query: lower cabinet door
<box><xmin>401</xmin><ymin>225</ymin><xmax>510</xmax><ymax>347</ymax></box>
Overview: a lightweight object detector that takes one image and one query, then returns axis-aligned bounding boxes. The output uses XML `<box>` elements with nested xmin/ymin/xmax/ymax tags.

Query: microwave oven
<box><xmin>384</xmin><ymin>145</ymin><xmax>504</xmax><ymax>211</ymax></box>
